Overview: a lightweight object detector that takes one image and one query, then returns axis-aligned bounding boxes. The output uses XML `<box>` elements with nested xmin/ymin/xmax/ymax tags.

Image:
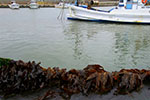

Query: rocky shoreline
<box><xmin>0</xmin><ymin>58</ymin><xmax>150</xmax><ymax>100</ymax></box>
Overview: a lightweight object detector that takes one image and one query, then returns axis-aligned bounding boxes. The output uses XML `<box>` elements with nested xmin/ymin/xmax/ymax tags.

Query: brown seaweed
<box><xmin>37</xmin><ymin>90</ymin><xmax>57</xmax><ymax>100</ymax></box>
<box><xmin>0</xmin><ymin>58</ymin><xmax>150</xmax><ymax>99</ymax></box>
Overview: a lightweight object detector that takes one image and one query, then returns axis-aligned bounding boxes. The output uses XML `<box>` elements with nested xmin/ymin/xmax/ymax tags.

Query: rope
<box><xmin>57</xmin><ymin>0</ymin><xmax>65</xmax><ymax>20</ymax></box>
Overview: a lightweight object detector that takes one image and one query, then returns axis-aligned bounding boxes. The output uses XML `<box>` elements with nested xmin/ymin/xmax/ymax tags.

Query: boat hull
<box><xmin>55</xmin><ymin>5</ymin><xmax>68</xmax><ymax>9</ymax></box>
<box><xmin>9</xmin><ymin>4</ymin><xmax>19</xmax><ymax>9</ymax></box>
<box><xmin>67</xmin><ymin>6</ymin><xmax>150</xmax><ymax>24</ymax></box>
<box><xmin>29</xmin><ymin>3</ymin><xmax>39</xmax><ymax>9</ymax></box>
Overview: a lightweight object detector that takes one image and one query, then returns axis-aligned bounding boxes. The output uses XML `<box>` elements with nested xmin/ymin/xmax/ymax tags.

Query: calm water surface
<box><xmin>0</xmin><ymin>8</ymin><xmax>150</xmax><ymax>71</ymax></box>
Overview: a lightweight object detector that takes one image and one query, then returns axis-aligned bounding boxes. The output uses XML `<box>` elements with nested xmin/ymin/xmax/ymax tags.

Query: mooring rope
<box><xmin>57</xmin><ymin>0</ymin><xmax>65</xmax><ymax>20</ymax></box>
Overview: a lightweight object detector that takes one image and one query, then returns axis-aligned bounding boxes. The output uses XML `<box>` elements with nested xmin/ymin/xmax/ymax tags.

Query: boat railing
<box><xmin>79</xmin><ymin>5</ymin><xmax>115</xmax><ymax>12</ymax></box>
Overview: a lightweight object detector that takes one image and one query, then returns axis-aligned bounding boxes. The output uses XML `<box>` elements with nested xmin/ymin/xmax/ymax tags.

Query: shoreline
<box><xmin>0</xmin><ymin>4</ymin><xmax>55</xmax><ymax>8</ymax></box>
<box><xmin>0</xmin><ymin>1</ymin><xmax>118</xmax><ymax>8</ymax></box>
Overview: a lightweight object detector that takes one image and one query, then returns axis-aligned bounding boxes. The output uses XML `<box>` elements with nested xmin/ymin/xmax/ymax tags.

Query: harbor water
<box><xmin>0</xmin><ymin>8</ymin><xmax>150</xmax><ymax>72</ymax></box>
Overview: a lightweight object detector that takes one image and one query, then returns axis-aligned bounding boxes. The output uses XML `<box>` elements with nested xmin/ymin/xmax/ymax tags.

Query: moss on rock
<box><xmin>0</xmin><ymin>57</ymin><xmax>11</xmax><ymax>67</ymax></box>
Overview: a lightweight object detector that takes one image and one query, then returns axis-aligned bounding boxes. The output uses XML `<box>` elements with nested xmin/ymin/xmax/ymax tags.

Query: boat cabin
<box><xmin>118</xmin><ymin>0</ymin><xmax>146</xmax><ymax>9</ymax></box>
<box><xmin>30</xmin><ymin>0</ymin><xmax>36</xmax><ymax>3</ymax></box>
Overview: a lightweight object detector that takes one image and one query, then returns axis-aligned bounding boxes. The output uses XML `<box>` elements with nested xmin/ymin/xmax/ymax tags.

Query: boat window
<box><xmin>119</xmin><ymin>0</ymin><xmax>124</xmax><ymax>3</ymax></box>
<box><xmin>132</xmin><ymin>0</ymin><xmax>138</xmax><ymax>3</ymax></box>
<box><xmin>127</xmin><ymin>0</ymin><xmax>133</xmax><ymax>3</ymax></box>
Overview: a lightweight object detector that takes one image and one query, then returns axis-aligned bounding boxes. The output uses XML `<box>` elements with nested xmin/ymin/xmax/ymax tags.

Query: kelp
<box><xmin>0</xmin><ymin>58</ymin><xmax>150</xmax><ymax>99</ymax></box>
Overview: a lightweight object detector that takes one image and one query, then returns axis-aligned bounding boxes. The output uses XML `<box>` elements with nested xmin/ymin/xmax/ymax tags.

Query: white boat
<box><xmin>55</xmin><ymin>2</ymin><xmax>70</xmax><ymax>9</ymax></box>
<box><xmin>29</xmin><ymin>0</ymin><xmax>39</xmax><ymax>9</ymax></box>
<box><xmin>67</xmin><ymin>0</ymin><xmax>150</xmax><ymax>24</ymax></box>
<box><xmin>8</xmin><ymin>2</ymin><xmax>20</xmax><ymax>9</ymax></box>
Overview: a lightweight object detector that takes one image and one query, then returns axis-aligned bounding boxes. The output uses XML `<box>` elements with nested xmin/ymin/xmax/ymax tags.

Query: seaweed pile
<box><xmin>0</xmin><ymin>58</ymin><xmax>150</xmax><ymax>99</ymax></box>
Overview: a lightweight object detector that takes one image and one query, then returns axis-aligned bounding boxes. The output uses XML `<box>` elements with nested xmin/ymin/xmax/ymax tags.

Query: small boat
<box><xmin>67</xmin><ymin>0</ymin><xmax>150</xmax><ymax>24</ymax></box>
<box><xmin>29</xmin><ymin>0</ymin><xmax>39</xmax><ymax>9</ymax></box>
<box><xmin>55</xmin><ymin>2</ymin><xmax>70</xmax><ymax>9</ymax></box>
<box><xmin>8</xmin><ymin>1</ymin><xmax>20</xmax><ymax>9</ymax></box>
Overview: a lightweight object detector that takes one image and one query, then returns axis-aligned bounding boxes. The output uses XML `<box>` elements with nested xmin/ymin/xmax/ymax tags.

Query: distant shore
<box><xmin>0</xmin><ymin>4</ymin><xmax>55</xmax><ymax>8</ymax></box>
<box><xmin>0</xmin><ymin>1</ymin><xmax>118</xmax><ymax>8</ymax></box>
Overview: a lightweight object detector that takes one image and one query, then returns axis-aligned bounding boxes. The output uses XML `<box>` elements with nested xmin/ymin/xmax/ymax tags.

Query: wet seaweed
<box><xmin>0</xmin><ymin>58</ymin><xmax>150</xmax><ymax>99</ymax></box>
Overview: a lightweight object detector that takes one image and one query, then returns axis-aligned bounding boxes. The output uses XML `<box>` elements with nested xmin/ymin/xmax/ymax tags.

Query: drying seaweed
<box><xmin>0</xmin><ymin>58</ymin><xmax>150</xmax><ymax>99</ymax></box>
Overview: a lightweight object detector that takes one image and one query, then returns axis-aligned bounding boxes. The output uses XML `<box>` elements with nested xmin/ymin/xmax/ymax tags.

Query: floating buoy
<box><xmin>142</xmin><ymin>0</ymin><xmax>147</xmax><ymax>4</ymax></box>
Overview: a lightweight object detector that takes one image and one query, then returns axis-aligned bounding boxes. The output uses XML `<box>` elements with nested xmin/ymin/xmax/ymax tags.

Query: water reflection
<box><xmin>64</xmin><ymin>21</ymin><xmax>98</xmax><ymax>60</ymax></box>
<box><xmin>64</xmin><ymin>21</ymin><xmax>83</xmax><ymax>59</ymax></box>
<box><xmin>114</xmin><ymin>25</ymin><xmax>150</xmax><ymax>69</ymax></box>
<box><xmin>64</xmin><ymin>21</ymin><xmax>150</xmax><ymax>70</ymax></box>
<box><xmin>114</xmin><ymin>32</ymin><xmax>130</xmax><ymax>69</ymax></box>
